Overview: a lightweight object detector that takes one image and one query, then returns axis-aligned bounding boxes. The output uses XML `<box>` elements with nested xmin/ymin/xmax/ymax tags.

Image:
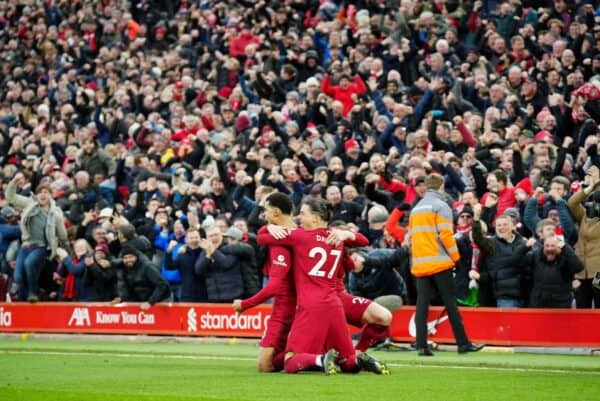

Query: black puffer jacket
<box><xmin>220</xmin><ymin>242</ymin><xmax>261</xmax><ymax>298</ymax></box>
<box><xmin>522</xmin><ymin>244</ymin><xmax>584</xmax><ymax>308</ymax></box>
<box><xmin>117</xmin><ymin>257</ymin><xmax>172</xmax><ymax>305</ymax></box>
<box><xmin>195</xmin><ymin>248</ymin><xmax>243</xmax><ymax>303</ymax></box>
<box><xmin>472</xmin><ymin>220</ymin><xmax>527</xmax><ymax>301</ymax></box>
<box><xmin>165</xmin><ymin>247</ymin><xmax>207</xmax><ymax>302</ymax></box>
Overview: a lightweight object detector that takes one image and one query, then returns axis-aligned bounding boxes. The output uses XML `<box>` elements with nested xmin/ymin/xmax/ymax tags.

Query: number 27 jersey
<box><xmin>257</xmin><ymin>227</ymin><xmax>344</xmax><ymax>309</ymax></box>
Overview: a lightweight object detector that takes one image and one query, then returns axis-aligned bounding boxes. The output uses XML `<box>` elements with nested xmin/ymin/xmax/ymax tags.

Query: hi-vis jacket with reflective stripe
<box><xmin>408</xmin><ymin>190</ymin><xmax>460</xmax><ymax>277</ymax></box>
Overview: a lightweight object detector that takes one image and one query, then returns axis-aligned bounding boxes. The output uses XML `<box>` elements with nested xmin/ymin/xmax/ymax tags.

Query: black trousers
<box><xmin>574</xmin><ymin>279</ymin><xmax>600</xmax><ymax>308</ymax></box>
<box><xmin>415</xmin><ymin>269</ymin><xmax>469</xmax><ymax>349</ymax></box>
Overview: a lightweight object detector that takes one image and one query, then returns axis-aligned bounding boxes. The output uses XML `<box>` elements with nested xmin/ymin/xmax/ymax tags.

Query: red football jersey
<box><xmin>258</xmin><ymin>227</ymin><xmax>344</xmax><ymax>308</ymax></box>
<box><xmin>241</xmin><ymin>226</ymin><xmax>294</xmax><ymax>310</ymax></box>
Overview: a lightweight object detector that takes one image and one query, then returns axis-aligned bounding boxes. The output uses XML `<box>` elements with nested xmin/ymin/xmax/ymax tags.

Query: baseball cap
<box><xmin>503</xmin><ymin>207</ymin><xmax>520</xmax><ymax>220</ymax></box>
<box><xmin>0</xmin><ymin>206</ymin><xmax>18</xmax><ymax>219</ymax></box>
<box><xmin>534</xmin><ymin>130</ymin><xmax>553</xmax><ymax>142</ymax></box>
<box><xmin>223</xmin><ymin>227</ymin><xmax>243</xmax><ymax>241</ymax></box>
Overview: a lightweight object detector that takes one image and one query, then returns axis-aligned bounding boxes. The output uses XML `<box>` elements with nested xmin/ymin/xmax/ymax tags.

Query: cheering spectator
<box><xmin>472</xmin><ymin>204</ymin><xmax>530</xmax><ymax>308</ymax></box>
<box><xmin>6</xmin><ymin>173</ymin><xmax>71</xmax><ymax>302</ymax></box>
<box><xmin>0</xmin><ymin>0</ymin><xmax>598</xmax><ymax>312</ymax></box>
<box><xmin>195</xmin><ymin>226</ymin><xmax>244</xmax><ymax>303</ymax></box>
<box><xmin>54</xmin><ymin>239</ymin><xmax>93</xmax><ymax>301</ymax></box>
<box><xmin>567</xmin><ymin>166</ymin><xmax>600</xmax><ymax>308</ymax></box>
<box><xmin>114</xmin><ymin>246</ymin><xmax>172</xmax><ymax>309</ymax></box>
<box><xmin>165</xmin><ymin>228</ymin><xmax>207</xmax><ymax>302</ymax></box>
<box><xmin>521</xmin><ymin>236</ymin><xmax>584</xmax><ymax>308</ymax></box>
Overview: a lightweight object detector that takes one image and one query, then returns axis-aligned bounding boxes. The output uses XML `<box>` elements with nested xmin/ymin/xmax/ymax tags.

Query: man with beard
<box><xmin>521</xmin><ymin>236</ymin><xmax>583</xmax><ymax>308</ymax></box>
<box><xmin>114</xmin><ymin>246</ymin><xmax>172</xmax><ymax>309</ymax></box>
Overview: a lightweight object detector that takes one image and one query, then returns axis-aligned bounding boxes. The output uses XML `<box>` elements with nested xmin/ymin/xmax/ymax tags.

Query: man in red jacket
<box><xmin>321</xmin><ymin>72</ymin><xmax>367</xmax><ymax>116</ymax></box>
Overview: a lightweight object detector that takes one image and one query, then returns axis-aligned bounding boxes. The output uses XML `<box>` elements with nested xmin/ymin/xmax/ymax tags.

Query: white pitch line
<box><xmin>1</xmin><ymin>350</ymin><xmax>599</xmax><ymax>376</ymax></box>
<box><xmin>386</xmin><ymin>362</ymin><xmax>600</xmax><ymax>375</ymax></box>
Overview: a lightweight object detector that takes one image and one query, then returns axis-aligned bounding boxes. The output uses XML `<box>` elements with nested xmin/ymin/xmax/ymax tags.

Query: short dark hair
<box><xmin>303</xmin><ymin>198</ymin><xmax>329</xmax><ymax>222</ymax></box>
<box><xmin>119</xmin><ymin>224</ymin><xmax>136</xmax><ymax>240</ymax></box>
<box><xmin>265</xmin><ymin>192</ymin><xmax>293</xmax><ymax>215</ymax></box>
<box><xmin>492</xmin><ymin>169</ymin><xmax>508</xmax><ymax>185</ymax></box>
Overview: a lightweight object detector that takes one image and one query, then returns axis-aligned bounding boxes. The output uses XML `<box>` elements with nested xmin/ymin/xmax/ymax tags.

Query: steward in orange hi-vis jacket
<box><xmin>408</xmin><ymin>190</ymin><xmax>460</xmax><ymax>277</ymax></box>
<box><xmin>406</xmin><ymin>173</ymin><xmax>483</xmax><ymax>357</ymax></box>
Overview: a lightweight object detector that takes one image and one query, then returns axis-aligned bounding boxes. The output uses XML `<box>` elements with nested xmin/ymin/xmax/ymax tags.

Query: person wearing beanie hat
<box><xmin>344</xmin><ymin>138</ymin><xmax>359</xmax><ymax>153</ymax></box>
<box><xmin>116</xmin><ymin>244</ymin><xmax>172</xmax><ymax>308</ymax></box>
<box><xmin>121</xmin><ymin>244</ymin><xmax>138</xmax><ymax>257</ymax></box>
<box><xmin>311</xmin><ymin>139</ymin><xmax>327</xmax><ymax>151</ymax></box>
<box><xmin>235</xmin><ymin>113</ymin><xmax>251</xmax><ymax>132</ymax></box>
<box><xmin>218</xmin><ymin>86</ymin><xmax>232</xmax><ymax>99</ymax></box>
<box><xmin>94</xmin><ymin>243</ymin><xmax>110</xmax><ymax>256</ymax></box>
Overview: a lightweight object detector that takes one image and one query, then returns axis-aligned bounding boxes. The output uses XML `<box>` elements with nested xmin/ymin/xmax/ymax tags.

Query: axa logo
<box><xmin>408</xmin><ymin>312</ymin><xmax>449</xmax><ymax>337</ymax></box>
<box><xmin>68</xmin><ymin>308</ymin><xmax>91</xmax><ymax>327</ymax></box>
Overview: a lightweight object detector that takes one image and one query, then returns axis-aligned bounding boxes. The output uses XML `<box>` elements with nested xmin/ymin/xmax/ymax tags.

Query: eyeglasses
<box><xmin>459</xmin><ymin>214</ymin><xmax>473</xmax><ymax>219</ymax></box>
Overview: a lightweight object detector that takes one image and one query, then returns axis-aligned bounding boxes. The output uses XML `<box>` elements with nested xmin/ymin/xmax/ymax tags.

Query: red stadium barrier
<box><xmin>1</xmin><ymin>303</ymin><xmax>599</xmax><ymax>347</ymax></box>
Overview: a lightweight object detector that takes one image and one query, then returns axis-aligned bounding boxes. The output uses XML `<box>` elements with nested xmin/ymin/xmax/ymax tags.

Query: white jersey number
<box><xmin>307</xmin><ymin>247</ymin><xmax>342</xmax><ymax>279</ymax></box>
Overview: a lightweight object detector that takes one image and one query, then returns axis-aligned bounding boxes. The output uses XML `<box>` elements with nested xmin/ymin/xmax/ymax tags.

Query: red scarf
<box><xmin>61</xmin><ymin>258</ymin><xmax>79</xmax><ymax>300</ymax></box>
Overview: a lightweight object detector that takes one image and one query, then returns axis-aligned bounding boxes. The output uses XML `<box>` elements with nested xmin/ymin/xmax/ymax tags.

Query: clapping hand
<box><xmin>56</xmin><ymin>248</ymin><xmax>69</xmax><ymax>261</ymax></box>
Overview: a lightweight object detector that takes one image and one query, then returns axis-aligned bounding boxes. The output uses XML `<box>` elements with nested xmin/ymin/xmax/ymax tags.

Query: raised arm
<box><xmin>240</xmin><ymin>247</ymin><xmax>292</xmax><ymax>311</ymax></box>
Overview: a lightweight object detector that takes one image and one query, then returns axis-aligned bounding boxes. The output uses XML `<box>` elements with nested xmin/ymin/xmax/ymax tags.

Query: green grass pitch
<box><xmin>0</xmin><ymin>338</ymin><xmax>598</xmax><ymax>401</ymax></box>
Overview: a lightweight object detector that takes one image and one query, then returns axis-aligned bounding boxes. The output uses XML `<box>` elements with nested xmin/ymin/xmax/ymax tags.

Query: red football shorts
<box><xmin>259</xmin><ymin>298</ymin><xmax>295</xmax><ymax>351</ymax></box>
<box><xmin>286</xmin><ymin>304</ymin><xmax>355</xmax><ymax>359</ymax></box>
<box><xmin>339</xmin><ymin>292</ymin><xmax>371</xmax><ymax>327</ymax></box>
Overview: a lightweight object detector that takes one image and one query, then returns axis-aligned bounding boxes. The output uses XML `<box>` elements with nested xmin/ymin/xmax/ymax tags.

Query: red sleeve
<box><xmin>171</xmin><ymin>128</ymin><xmax>189</xmax><ymax>142</ymax></box>
<box><xmin>241</xmin><ymin>246</ymin><xmax>291</xmax><ymax>310</ymax></box>
<box><xmin>467</xmin><ymin>11</ymin><xmax>479</xmax><ymax>32</ymax></box>
<box><xmin>201</xmin><ymin>115</ymin><xmax>215</xmax><ymax>131</ymax></box>
<box><xmin>195</xmin><ymin>91</ymin><xmax>207</xmax><ymax>107</ymax></box>
<box><xmin>341</xmin><ymin>252</ymin><xmax>354</xmax><ymax>274</ymax></box>
<box><xmin>380</xmin><ymin>175</ymin><xmax>407</xmax><ymax>193</ymax></box>
<box><xmin>353</xmin><ymin>75</ymin><xmax>367</xmax><ymax>94</ymax></box>
<box><xmin>385</xmin><ymin>208</ymin><xmax>406</xmax><ymax>244</ymax></box>
<box><xmin>256</xmin><ymin>228</ymin><xmax>297</xmax><ymax>246</ymax></box>
<box><xmin>335</xmin><ymin>250</ymin><xmax>354</xmax><ymax>293</ymax></box>
<box><xmin>321</xmin><ymin>75</ymin><xmax>335</xmax><ymax>96</ymax></box>
<box><xmin>344</xmin><ymin>232</ymin><xmax>369</xmax><ymax>247</ymax></box>
<box><xmin>457</xmin><ymin>121</ymin><xmax>478</xmax><ymax>147</ymax></box>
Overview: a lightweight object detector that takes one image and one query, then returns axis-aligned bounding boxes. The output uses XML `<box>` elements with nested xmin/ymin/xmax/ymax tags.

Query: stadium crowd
<box><xmin>0</xmin><ymin>0</ymin><xmax>599</xmax><ymax>310</ymax></box>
